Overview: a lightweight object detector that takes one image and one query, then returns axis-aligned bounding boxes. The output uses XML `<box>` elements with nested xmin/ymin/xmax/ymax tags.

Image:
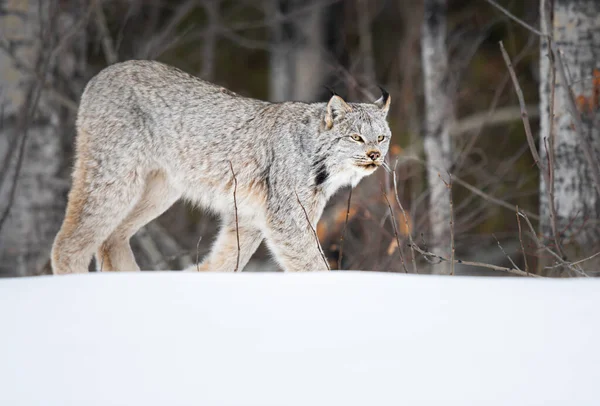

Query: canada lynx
<box><xmin>51</xmin><ymin>60</ymin><xmax>391</xmax><ymax>274</ymax></box>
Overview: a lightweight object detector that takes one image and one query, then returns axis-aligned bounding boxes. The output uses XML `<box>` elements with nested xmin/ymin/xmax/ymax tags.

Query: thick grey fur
<box><xmin>51</xmin><ymin>60</ymin><xmax>391</xmax><ymax>273</ymax></box>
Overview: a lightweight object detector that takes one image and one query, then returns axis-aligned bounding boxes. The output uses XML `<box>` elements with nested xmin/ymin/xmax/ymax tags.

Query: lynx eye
<box><xmin>351</xmin><ymin>134</ymin><xmax>364</xmax><ymax>143</ymax></box>
<box><xmin>377</xmin><ymin>135</ymin><xmax>385</xmax><ymax>143</ymax></box>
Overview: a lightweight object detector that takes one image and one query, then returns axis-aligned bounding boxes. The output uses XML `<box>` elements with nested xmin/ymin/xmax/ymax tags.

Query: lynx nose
<box><xmin>367</xmin><ymin>150</ymin><xmax>381</xmax><ymax>161</ymax></box>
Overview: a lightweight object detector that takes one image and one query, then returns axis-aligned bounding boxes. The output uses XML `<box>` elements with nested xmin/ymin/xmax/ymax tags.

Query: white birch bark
<box><xmin>355</xmin><ymin>0</ymin><xmax>376</xmax><ymax>88</ymax></box>
<box><xmin>268</xmin><ymin>0</ymin><xmax>294</xmax><ymax>102</ymax></box>
<box><xmin>291</xmin><ymin>0</ymin><xmax>325</xmax><ymax>102</ymax></box>
<box><xmin>539</xmin><ymin>0</ymin><xmax>600</xmax><ymax>269</ymax></box>
<box><xmin>269</xmin><ymin>0</ymin><xmax>325</xmax><ymax>102</ymax></box>
<box><xmin>422</xmin><ymin>0</ymin><xmax>453</xmax><ymax>274</ymax></box>
<box><xmin>0</xmin><ymin>0</ymin><xmax>79</xmax><ymax>276</ymax></box>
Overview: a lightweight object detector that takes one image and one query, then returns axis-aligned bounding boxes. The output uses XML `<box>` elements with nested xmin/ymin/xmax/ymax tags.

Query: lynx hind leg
<box><xmin>185</xmin><ymin>218</ymin><xmax>263</xmax><ymax>272</ymax></box>
<box><xmin>51</xmin><ymin>161</ymin><xmax>145</xmax><ymax>275</ymax></box>
<box><xmin>97</xmin><ymin>170</ymin><xmax>180</xmax><ymax>272</ymax></box>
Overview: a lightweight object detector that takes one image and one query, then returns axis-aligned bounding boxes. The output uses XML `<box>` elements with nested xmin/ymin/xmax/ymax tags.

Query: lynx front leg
<box><xmin>264</xmin><ymin>211</ymin><xmax>329</xmax><ymax>272</ymax></box>
<box><xmin>186</xmin><ymin>219</ymin><xmax>263</xmax><ymax>272</ymax></box>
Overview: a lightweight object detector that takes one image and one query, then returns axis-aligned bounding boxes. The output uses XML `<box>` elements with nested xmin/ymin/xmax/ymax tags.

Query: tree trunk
<box><xmin>539</xmin><ymin>0</ymin><xmax>600</xmax><ymax>275</ymax></box>
<box><xmin>421</xmin><ymin>0</ymin><xmax>453</xmax><ymax>274</ymax></box>
<box><xmin>268</xmin><ymin>0</ymin><xmax>294</xmax><ymax>102</ymax></box>
<box><xmin>268</xmin><ymin>0</ymin><xmax>325</xmax><ymax>102</ymax></box>
<box><xmin>291</xmin><ymin>0</ymin><xmax>325</xmax><ymax>102</ymax></box>
<box><xmin>0</xmin><ymin>0</ymin><xmax>80</xmax><ymax>276</ymax></box>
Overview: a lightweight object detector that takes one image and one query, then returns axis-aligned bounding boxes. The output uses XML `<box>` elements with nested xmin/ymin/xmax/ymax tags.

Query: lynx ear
<box><xmin>374</xmin><ymin>86</ymin><xmax>391</xmax><ymax>116</ymax></box>
<box><xmin>325</xmin><ymin>95</ymin><xmax>351</xmax><ymax>129</ymax></box>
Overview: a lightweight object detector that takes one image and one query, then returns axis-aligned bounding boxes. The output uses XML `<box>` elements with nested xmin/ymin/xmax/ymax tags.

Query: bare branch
<box><xmin>492</xmin><ymin>233</ymin><xmax>521</xmax><ymax>272</ymax></box>
<box><xmin>294</xmin><ymin>191</ymin><xmax>330</xmax><ymax>271</ymax></box>
<box><xmin>448</xmin><ymin>174</ymin><xmax>455</xmax><ymax>276</ymax></box>
<box><xmin>380</xmin><ymin>182</ymin><xmax>408</xmax><ymax>273</ymax></box>
<box><xmin>392</xmin><ymin>161</ymin><xmax>418</xmax><ymax>274</ymax></box>
<box><xmin>499</xmin><ymin>41</ymin><xmax>545</xmax><ymax>175</ymax></box>
<box><xmin>409</xmin><ymin>243</ymin><xmax>540</xmax><ymax>277</ymax></box>
<box><xmin>451</xmin><ymin>172</ymin><xmax>540</xmax><ymax>221</ymax></box>
<box><xmin>450</xmin><ymin>104</ymin><xmax>540</xmax><ymax>136</ymax></box>
<box><xmin>517</xmin><ymin>210</ymin><xmax>589</xmax><ymax>277</ymax></box>
<box><xmin>93</xmin><ymin>0</ymin><xmax>118</xmax><ymax>64</ymax></box>
<box><xmin>483</xmin><ymin>0</ymin><xmax>544</xmax><ymax>36</ymax></box>
<box><xmin>516</xmin><ymin>205</ymin><xmax>529</xmax><ymax>276</ymax></box>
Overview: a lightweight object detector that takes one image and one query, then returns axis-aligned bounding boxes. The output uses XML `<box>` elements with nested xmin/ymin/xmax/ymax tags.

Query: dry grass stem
<box><xmin>516</xmin><ymin>205</ymin><xmax>529</xmax><ymax>276</ymax></box>
<box><xmin>195</xmin><ymin>236</ymin><xmax>203</xmax><ymax>272</ymax></box>
<box><xmin>338</xmin><ymin>188</ymin><xmax>352</xmax><ymax>270</ymax></box>
<box><xmin>447</xmin><ymin>174</ymin><xmax>455</xmax><ymax>276</ymax></box>
<box><xmin>229</xmin><ymin>161</ymin><xmax>241</xmax><ymax>272</ymax></box>
<box><xmin>380</xmin><ymin>183</ymin><xmax>408</xmax><ymax>273</ymax></box>
<box><xmin>392</xmin><ymin>161</ymin><xmax>418</xmax><ymax>273</ymax></box>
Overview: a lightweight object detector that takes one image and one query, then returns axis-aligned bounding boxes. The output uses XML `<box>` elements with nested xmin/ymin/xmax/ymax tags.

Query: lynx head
<box><xmin>322</xmin><ymin>88</ymin><xmax>391</xmax><ymax>183</ymax></box>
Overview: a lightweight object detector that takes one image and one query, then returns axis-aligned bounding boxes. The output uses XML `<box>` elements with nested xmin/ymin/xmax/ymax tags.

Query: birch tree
<box><xmin>0</xmin><ymin>0</ymin><xmax>81</xmax><ymax>276</ymax></box>
<box><xmin>539</xmin><ymin>0</ymin><xmax>600</xmax><ymax>273</ymax></box>
<box><xmin>422</xmin><ymin>0</ymin><xmax>453</xmax><ymax>274</ymax></box>
<box><xmin>268</xmin><ymin>0</ymin><xmax>326</xmax><ymax>102</ymax></box>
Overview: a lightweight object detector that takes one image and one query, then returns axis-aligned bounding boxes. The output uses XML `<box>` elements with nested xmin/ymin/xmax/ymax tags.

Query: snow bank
<box><xmin>1</xmin><ymin>271</ymin><xmax>599</xmax><ymax>405</ymax></box>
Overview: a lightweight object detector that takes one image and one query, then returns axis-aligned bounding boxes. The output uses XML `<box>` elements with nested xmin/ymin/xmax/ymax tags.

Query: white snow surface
<box><xmin>1</xmin><ymin>271</ymin><xmax>599</xmax><ymax>405</ymax></box>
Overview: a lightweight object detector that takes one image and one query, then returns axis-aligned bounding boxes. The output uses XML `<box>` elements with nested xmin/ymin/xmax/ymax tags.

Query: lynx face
<box><xmin>324</xmin><ymin>93</ymin><xmax>392</xmax><ymax>176</ymax></box>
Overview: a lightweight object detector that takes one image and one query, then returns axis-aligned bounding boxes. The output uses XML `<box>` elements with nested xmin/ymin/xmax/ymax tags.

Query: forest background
<box><xmin>1</xmin><ymin>0</ymin><xmax>598</xmax><ymax>277</ymax></box>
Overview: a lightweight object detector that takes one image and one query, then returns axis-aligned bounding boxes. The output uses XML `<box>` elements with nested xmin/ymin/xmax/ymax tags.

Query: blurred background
<box><xmin>1</xmin><ymin>0</ymin><xmax>598</xmax><ymax>277</ymax></box>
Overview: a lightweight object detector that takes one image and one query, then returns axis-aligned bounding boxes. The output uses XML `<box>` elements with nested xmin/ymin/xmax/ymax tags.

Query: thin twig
<box><xmin>448</xmin><ymin>174</ymin><xmax>455</xmax><ymax>276</ymax></box>
<box><xmin>546</xmin><ymin>250</ymin><xmax>600</xmax><ymax>269</ymax></box>
<box><xmin>499</xmin><ymin>41</ymin><xmax>544</xmax><ymax>175</ymax></box>
<box><xmin>93</xmin><ymin>0</ymin><xmax>118</xmax><ymax>64</ymax></box>
<box><xmin>400</xmin><ymin>155</ymin><xmax>540</xmax><ymax>220</ymax></box>
<box><xmin>454</xmin><ymin>33</ymin><xmax>537</xmax><ymax>173</ymax></box>
<box><xmin>518</xmin><ymin>210</ymin><xmax>589</xmax><ymax>277</ymax></box>
<box><xmin>380</xmin><ymin>183</ymin><xmax>408</xmax><ymax>273</ymax></box>
<box><xmin>544</xmin><ymin>43</ymin><xmax>566</xmax><ymax>259</ymax></box>
<box><xmin>0</xmin><ymin>2</ymin><xmax>93</xmax><ymax>234</ymax></box>
<box><xmin>0</xmin><ymin>52</ymin><xmax>49</xmax><ymax>233</ymax></box>
<box><xmin>294</xmin><ymin>191</ymin><xmax>330</xmax><ymax>271</ymax></box>
<box><xmin>338</xmin><ymin>188</ymin><xmax>352</xmax><ymax>270</ymax></box>
<box><xmin>544</xmin><ymin>137</ymin><xmax>565</xmax><ymax>258</ymax></box>
<box><xmin>451</xmin><ymin>104</ymin><xmax>540</xmax><ymax>136</ymax></box>
<box><xmin>229</xmin><ymin>161</ymin><xmax>240</xmax><ymax>272</ymax></box>
<box><xmin>195</xmin><ymin>236</ymin><xmax>203</xmax><ymax>272</ymax></box>
<box><xmin>392</xmin><ymin>161</ymin><xmax>418</xmax><ymax>274</ymax></box>
<box><xmin>516</xmin><ymin>205</ymin><xmax>529</xmax><ymax>276</ymax></box>
<box><xmin>492</xmin><ymin>233</ymin><xmax>521</xmax><ymax>271</ymax></box>
<box><xmin>409</xmin><ymin>243</ymin><xmax>539</xmax><ymax>277</ymax></box>
<box><xmin>483</xmin><ymin>0</ymin><xmax>544</xmax><ymax>36</ymax></box>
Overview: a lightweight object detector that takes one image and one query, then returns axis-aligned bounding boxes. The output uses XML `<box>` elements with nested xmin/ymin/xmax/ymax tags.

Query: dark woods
<box><xmin>1</xmin><ymin>0</ymin><xmax>599</xmax><ymax>276</ymax></box>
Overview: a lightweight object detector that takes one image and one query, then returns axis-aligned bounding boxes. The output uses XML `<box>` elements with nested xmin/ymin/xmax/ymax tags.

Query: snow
<box><xmin>0</xmin><ymin>271</ymin><xmax>599</xmax><ymax>405</ymax></box>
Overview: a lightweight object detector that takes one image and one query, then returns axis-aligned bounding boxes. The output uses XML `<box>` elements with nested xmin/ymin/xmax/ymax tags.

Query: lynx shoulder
<box><xmin>51</xmin><ymin>60</ymin><xmax>392</xmax><ymax>274</ymax></box>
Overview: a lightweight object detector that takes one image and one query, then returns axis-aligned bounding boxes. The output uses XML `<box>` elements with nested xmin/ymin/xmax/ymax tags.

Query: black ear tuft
<box><xmin>324</xmin><ymin>86</ymin><xmax>338</xmax><ymax>97</ymax></box>
<box><xmin>378</xmin><ymin>86</ymin><xmax>390</xmax><ymax>104</ymax></box>
<box><xmin>374</xmin><ymin>85</ymin><xmax>391</xmax><ymax>115</ymax></box>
